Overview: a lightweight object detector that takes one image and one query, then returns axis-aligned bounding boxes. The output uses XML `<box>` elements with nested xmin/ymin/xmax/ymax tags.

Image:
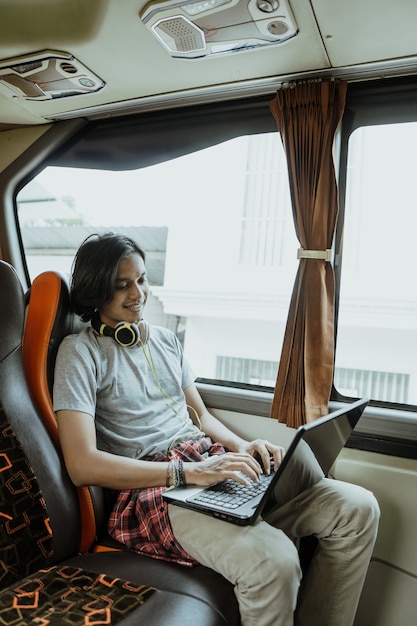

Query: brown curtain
<box><xmin>269</xmin><ymin>80</ymin><xmax>347</xmax><ymax>427</ymax></box>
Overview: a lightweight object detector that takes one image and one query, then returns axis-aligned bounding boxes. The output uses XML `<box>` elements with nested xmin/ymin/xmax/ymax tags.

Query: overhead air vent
<box><xmin>140</xmin><ymin>0</ymin><xmax>298</xmax><ymax>58</ymax></box>
<box><xmin>0</xmin><ymin>51</ymin><xmax>104</xmax><ymax>100</ymax></box>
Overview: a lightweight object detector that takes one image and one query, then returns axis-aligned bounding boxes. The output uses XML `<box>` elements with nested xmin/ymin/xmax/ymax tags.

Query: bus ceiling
<box><xmin>0</xmin><ymin>0</ymin><xmax>417</xmax><ymax>130</ymax></box>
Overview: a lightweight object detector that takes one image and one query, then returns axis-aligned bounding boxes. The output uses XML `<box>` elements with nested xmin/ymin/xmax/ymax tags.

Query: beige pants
<box><xmin>169</xmin><ymin>477</ymin><xmax>379</xmax><ymax>626</ymax></box>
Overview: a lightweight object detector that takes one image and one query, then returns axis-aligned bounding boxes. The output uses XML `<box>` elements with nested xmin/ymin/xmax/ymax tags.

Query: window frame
<box><xmin>334</xmin><ymin>76</ymin><xmax>417</xmax><ymax>416</ymax></box>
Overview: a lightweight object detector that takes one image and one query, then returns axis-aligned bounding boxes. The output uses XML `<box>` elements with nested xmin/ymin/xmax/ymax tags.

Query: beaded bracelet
<box><xmin>178</xmin><ymin>459</ymin><xmax>187</xmax><ymax>486</ymax></box>
<box><xmin>172</xmin><ymin>460</ymin><xmax>180</xmax><ymax>488</ymax></box>
<box><xmin>166</xmin><ymin>460</ymin><xmax>173</xmax><ymax>488</ymax></box>
<box><xmin>166</xmin><ymin>459</ymin><xmax>187</xmax><ymax>489</ymax></box>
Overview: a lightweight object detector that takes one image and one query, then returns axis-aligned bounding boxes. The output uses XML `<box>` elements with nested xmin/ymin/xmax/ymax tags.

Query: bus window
<box><xmin>16</xmin><ymin>132</ymin><xmax>298</xmax><ymax>387</ymax></box>
<box><xmin>335</xmin><ymin>122</ymin><xmax>417</xmax><ymax>407</ymax></box>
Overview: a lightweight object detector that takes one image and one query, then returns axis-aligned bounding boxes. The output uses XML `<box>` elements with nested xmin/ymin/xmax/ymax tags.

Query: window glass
<box><xmin>17</xmin><ymin>133</ymin><xmax>298</xmax><ymax>385</ymax></box>
<box><xmin>335</xmin><ymin>122</ymin><xmax>417</xmax><ymax>406</ymax></box>
<box><xmin>17</xmin><ymin>124</ymin><xmax>417</xmax><ymax>405</ymax></box>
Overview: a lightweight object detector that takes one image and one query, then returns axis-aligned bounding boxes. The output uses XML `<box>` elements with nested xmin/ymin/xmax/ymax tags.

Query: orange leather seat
<box><xmin>23</xmin><ymin>270</ymin><xmax>99</xmax><ymax>553</ymax></box>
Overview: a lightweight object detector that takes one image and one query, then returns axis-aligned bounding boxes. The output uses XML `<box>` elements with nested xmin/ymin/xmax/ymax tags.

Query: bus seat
<box><xmin>19</xmin><ymin>264</ymin><xmax>240</xmax><ymax>625</ymax></box>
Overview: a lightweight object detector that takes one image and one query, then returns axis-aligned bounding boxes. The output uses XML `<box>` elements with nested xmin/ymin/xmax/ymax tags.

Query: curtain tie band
<box><xmin>297</xmin><ymin>248</ymin><xmax>333</xmax><ymax>262</ymax></box>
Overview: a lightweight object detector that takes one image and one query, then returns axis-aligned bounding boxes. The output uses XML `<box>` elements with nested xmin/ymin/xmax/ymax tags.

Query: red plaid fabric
<box><xmin>108</xmin><ymin>437</ymin><xmax>226</xmax><ymax>567</ymax></box>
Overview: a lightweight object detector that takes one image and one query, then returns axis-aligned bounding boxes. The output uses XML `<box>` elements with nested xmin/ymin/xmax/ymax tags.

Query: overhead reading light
<box><xmin>140</xmin><ymin>0</ymin><xmax>298</xmax><ymax>58</ymax></box>
<box><xmin>0</xmin><ymin>50</ymin><xmax>104</xmax><ymax>100</ymax></box>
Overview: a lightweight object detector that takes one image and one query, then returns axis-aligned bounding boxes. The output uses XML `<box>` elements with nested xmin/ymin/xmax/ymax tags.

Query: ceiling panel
<box><xmin>313</xmin><ymin>0</ymin><xmax>417</xmax><ymax>67</ymax></box>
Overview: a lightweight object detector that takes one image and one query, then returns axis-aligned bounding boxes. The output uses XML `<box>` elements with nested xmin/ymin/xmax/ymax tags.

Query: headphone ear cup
<box><xmin>138</xmin><ymin>319</ymin><xmax>149</xmax><ymax>344</ymax></box>
<box><xmin>113</xmin><ymin>320</ymin><xmax>150</xmax><ymax>347</ymax></box>
<box><xmin>113</xmin><ymin>321</ymin><xmax>141</xmax><ymax>347</ymax></box>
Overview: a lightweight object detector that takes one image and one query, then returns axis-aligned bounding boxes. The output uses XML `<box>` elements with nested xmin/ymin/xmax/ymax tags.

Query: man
<box><xmin>54</xmin><ymin>232</ymin><xmax>379</xmax><ymax>626</ymax></box>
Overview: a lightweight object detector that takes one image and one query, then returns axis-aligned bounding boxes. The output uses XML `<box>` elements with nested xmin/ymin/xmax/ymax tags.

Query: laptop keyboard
<box><xmin>189</xmin><ymin>472</ymin><xmax>275</xmax><ymax>510</ymax></box>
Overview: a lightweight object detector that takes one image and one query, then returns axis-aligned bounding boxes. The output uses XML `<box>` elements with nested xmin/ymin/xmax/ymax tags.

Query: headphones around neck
<box><xmin>91</xmin><ymin>313</ymin><xmax>149</xmax><ymax>347</ymax></box>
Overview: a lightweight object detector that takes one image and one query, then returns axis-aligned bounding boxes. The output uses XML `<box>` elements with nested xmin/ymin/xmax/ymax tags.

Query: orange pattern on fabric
<box><xmin>12</xmin><ymin>577</ymin><xmax>44</xmax><ymax>609</ymax></box>
<box><xmin>0</xmin><ymin>452</ymin><xmax>13</xmax><ymax>472</ymax></box>
<box><xmin>0</xmin><ymin>566</ymin><xmax>155</xmax><ymax>625</ymax></box>
<box><xmin>0</xmin><ymin>408</ymin><xmax>53</xmax><ymax>587</ymax></box>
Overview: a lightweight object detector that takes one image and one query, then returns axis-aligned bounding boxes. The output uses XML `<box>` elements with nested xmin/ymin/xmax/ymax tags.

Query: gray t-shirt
<box><xmin>53</xmin><ymin>324</ymin><xmax>202</xmax><ymax>458</ymax></box>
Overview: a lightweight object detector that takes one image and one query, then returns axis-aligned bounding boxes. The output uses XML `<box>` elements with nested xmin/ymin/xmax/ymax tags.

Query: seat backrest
<box><xmin>0</xmin><ymin>261</ymin><xmax>82</xmax><ymax>584</ymax></box>
<box><xmin>23</xmin><ymin>270</ymin><xmax>106</xmax><ymax>553</ymax></box>
<box><xmin>23</xmin><ymin>271</ymin><xmax>83</xmax><ymax>443</ymax></box>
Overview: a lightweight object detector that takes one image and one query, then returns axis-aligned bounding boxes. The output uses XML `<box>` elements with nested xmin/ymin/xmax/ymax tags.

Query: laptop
<box><xmin>163</xmin><ymin>397</ymin><xmax>369</xmax><ymax>525</ymax></box>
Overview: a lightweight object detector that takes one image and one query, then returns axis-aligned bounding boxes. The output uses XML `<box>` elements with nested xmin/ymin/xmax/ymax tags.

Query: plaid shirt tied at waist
<box><xmin>108</xmin><ymin>436</ymin><xmax>226</xmax><ymax>567</ymax></box>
